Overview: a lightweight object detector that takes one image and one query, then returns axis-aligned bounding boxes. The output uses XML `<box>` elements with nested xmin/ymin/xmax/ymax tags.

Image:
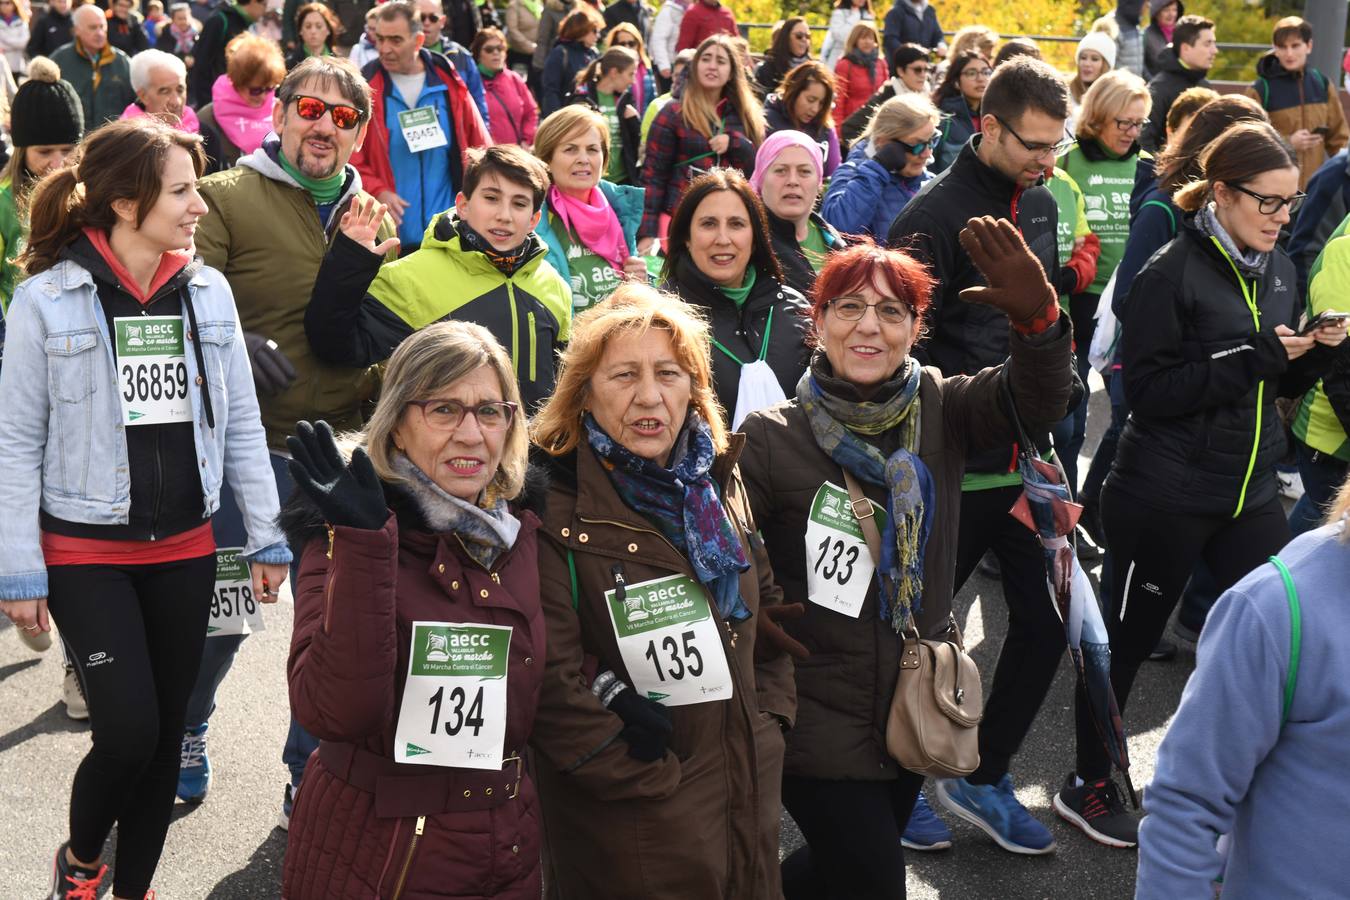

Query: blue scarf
<box><xmin>584</xmin><ymin>412</ymin><xmax>751</xmax><ymax>622</ymax></box>
<box><xmin>796</xmin><ymin>357</ymin><xmax>934</xmax><ymax>630</ymax></box>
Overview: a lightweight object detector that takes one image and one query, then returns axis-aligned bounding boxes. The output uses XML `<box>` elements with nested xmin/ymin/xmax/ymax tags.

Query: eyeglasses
<box><xmin>894</xmin><ymin>133</ymin><xmax>941</xmax><ymax>156</ymax></box>
<box><xmin>829</xmin><ymin>296</ymin><xmax>912</xmax><ymax>325</ymax></box>
<box><xmin>406</xmin><ymin>399</ymin><xmax>520</xmax><ymax>432</ymax></box>
<box><xmin>614</xmin><ymin>39</ymin><xmax>639</xmax><ymax>48</ymax></box>
<box><xmin>1113</xmin><ymin>116</ymin><xmax>1150</xmax><ymax>134</ymax></box>
<box><xmin>246</xmin><ymin>84</ymin><xmax>276</xmax><ymax>97</ymax></box>
<box><xmin>905</xmin><ymin>63</ymin><xmax>931</xmax><ymax>75</ymax></box>
<box><xmin>292</xmin><ymin>95</ymin><xmax>363</xmax><ymax>129</ymax></box>
<box><xmin>481</xmin><ymin>44</ymin><xmax>506</xmax><ymax>53</ymax></box>
<box><xmin>961</xmin><ymin>66</ymin><xmax>994</xmax><ymax>79</ymax></box>
<box><xmin>419</xmin><ymin>12</ymin><xmax>441</xmax><ymax>21</ymax></box>
<box><xmin>994</xmin><ymin>115</ymin><xmax>1074</xmax><ymax>159</ymax></box>
<box><xmin>1227</xmin><ymin>183</ymin><xmax>1307</xmax><ymax>215</ymax></box>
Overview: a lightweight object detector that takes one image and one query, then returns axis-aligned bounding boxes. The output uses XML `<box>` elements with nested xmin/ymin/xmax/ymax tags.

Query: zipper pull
<box><xmin>611</xmin><ymin>564</ymin><xmax>627</xmax><ymax>605</ymax></box>
<box><xmin>414</xmin><ymin>815</ymin><xmax>425</xmax><ymax>836</ymax></box>
<box><xmin>326</xmin><ymin>525</ymin><xmax>335</xmax><ymax>559</ymax></box>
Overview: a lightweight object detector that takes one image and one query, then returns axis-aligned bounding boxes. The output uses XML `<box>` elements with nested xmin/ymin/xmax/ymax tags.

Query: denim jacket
<box><xmin>0</xmin><ymin>258</ymin><xmax>291</xmax><ymax>600</ymax></box>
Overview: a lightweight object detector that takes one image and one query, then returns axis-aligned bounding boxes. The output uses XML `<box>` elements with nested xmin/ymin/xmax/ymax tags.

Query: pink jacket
<box><xmin>483</xmin><ymin>67</ymin><xmax>539</xmax><ymax>147</ymax></box>
<box><xmin>120</xmin><ymin>100</ymin><xmax>201</xmax><ymax>134</ymax></box>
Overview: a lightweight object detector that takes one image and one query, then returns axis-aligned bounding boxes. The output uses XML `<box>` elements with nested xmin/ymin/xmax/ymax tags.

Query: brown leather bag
<box><xmin>840</xmin><ymin>470</ymin><xmax>983</xmax><ymax>778</ymax></box>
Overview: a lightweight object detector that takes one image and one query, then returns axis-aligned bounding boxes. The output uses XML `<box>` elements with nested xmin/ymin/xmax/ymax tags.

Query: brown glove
<box><xmin>755</xmin><ymin>602</ymin><xmax>810</xmax><ymax>662</ymax></box>
<box><xmin>958</xmin><ymin>216</ymin><xmax>1059</xmax><ymax>335</ymax></box>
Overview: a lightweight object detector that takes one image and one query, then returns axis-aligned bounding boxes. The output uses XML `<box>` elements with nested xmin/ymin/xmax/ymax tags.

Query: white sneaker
<box><xmin>14</xmin><ymin>622</ymin><xmax>52</xmax><ymax>652</ymax></box>
<box><xmin>1277</xmin><ymin>470</ymin><xmax>1305</xmax><ymax>500</ymax></box>
<box><xmin>63</xmin><ymin>666</ymin><xmax>89</xmax><ymax>721</ymax></box>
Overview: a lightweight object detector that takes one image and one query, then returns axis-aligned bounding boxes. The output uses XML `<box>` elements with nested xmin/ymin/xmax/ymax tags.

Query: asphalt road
<box><xmin>0</xmin><ymin>387</ymin><xmax>1200</xmax><ymax>899</ymax></box>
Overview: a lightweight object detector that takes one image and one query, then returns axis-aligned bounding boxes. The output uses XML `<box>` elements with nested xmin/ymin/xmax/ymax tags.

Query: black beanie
<box><xmin>10</xmin><ymin>57</ymin><xmax>85</xmax><ymax>148</ymax></box>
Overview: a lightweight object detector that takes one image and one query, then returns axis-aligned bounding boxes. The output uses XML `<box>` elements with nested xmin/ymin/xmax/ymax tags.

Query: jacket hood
<box><xmin>280</xmin><ymin>462</ymin><xmax>550</xmax><ymax>550</ymax></box>
<box><xmin>238</xmin><ymin>136</ymin><xmax>365</xmax><ymax>207</ymax></box>
<box><xmin>938</xmin><ymin>92</ymin><xmax>977</xmax><ymax>117</ymax></box>
<box><xmin>422</xmin><ymin>208</ymin><xmax>550</xmax><ymax>274</ymax></box>
<box><xmin>1156</xmin><ymin>45</ymin><xmax>1207</xmax><ymax>80</ymax></box>
<box><xmin>1148</xmin><ymin>0</ymin><xmax>1181</xmax><ymax>16</ymax></box>
<box><xmin>1255</xmin><ymin>51</ymin><xmax>1300</xmax><ymax>80</ymax></box>
<box><xmin>59</xmin><ymin>232</ymin><xmax>203</xmax><ymax>302</ymax></box>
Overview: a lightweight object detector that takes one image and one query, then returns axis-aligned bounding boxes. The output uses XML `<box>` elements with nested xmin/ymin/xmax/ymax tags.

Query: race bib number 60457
<box><xmin>605</xmin><ymin>573</ymin><xmax>733</xmax><ymax>707</ymax></box>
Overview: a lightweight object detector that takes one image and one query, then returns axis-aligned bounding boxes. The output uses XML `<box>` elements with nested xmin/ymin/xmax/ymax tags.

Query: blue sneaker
<box><xmin>176</xmin><ymin>724</ymin><xmax>210</xmax><ymax>804</ymax></box>
<box><xmin>935</xmin><ymin>774</ymin><xmax>1056</xmax><ymax>855</ymax></box>
<box><xmin>901</xmin><ymin>790</ymin><xmax>953</xmax><ymax>851</ymax></box>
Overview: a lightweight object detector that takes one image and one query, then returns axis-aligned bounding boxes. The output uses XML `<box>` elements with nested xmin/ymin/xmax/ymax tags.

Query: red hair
<box><xmin>808</xmin><ymin>239</ymin><xmax>934</xmax><ymax>340</ymax></box>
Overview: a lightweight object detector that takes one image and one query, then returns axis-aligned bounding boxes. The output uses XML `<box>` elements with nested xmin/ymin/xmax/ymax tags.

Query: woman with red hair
<box><xmin>737</xmin><ymin>221</ymin><xmax>1075</xmax><ymax>897</ymax></box>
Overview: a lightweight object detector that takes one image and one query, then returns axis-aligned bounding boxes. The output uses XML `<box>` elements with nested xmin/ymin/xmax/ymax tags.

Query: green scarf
<box><xmin>278</xmin><ymin>151</ymin><xmax>345</xmax><ymax>205</ymax></box>
<box><xmin>231</xmin><ymin>1</ymin><xmax>255</xmax><ymax>24</ymax></box>
<box><xmin>304</xmin><ymin>45</ymin><xmax>333</xmax><ymax>58</ymax></box>
<box><xmin>477</xmin><ymin>60</ymin><xmax>498</xmax><ymax>79</ymax></box>
<box><xmin>717</xmin><ymin>263</ymin><xmax>757</xmax><ymax>307</ymax></box>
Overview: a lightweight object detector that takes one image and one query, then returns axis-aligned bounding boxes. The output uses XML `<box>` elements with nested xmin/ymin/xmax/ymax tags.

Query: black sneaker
<box><xmin>1147</xmin><ymin>639</ymin><xmax>1178</xmax><ymax>662</ymax></box>
<box><xmin>1053</xmin><ymin>774</ymin><xmax>1138</xmax><ymax>848</ymax></box>
<box><xmin>51</xmin><ymin>842</ymin><xmax>107</xmax><ymax>899</ymax></box>
<box><xmin>1079</xmin><ymin>497</ymin><xmax>1105</xmax><ymax>546</ymax></box>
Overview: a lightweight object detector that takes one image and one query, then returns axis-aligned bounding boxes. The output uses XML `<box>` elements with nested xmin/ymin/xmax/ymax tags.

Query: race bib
<box><xmin>398</xmin><ymin>107</ymin><xmax>448</xmax><ymax>153</ymax></box>
<box><xmin>566</xmin><ymin>243</ymin><xmax>624</xmax><ymax>313</ymax></box>
<box><xmin>114</xmin><ymin>316</ymin><xmax>191</xmax><ymax>426</ymax></box>
<box><xmin>804</xmin><ymin>481</ymin><xmax>880</xmax><ymax>618</ymax></box>
<box><xmin>395</xmin><ymin>622</ymin><xmax>512</xmax><ymax>769</ymax></box>
<box><xmin>605</xmin><ymin>573</ymin><xmax>733</xmax><ymax>707</ymax></box>
<box><xmin>207</xmin><ymin>547</ymin><xmax>265</xmax><ymax>636</ymax></box>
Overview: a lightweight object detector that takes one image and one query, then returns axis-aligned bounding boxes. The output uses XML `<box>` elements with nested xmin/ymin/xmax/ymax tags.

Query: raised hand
<box><xmin>286</xmin><ymin>420</ymin><xmax>388</xmax><ymax>531</ymax></box>
<box><xmin>340</xmin><ymin>194</ymin><xmax>401</xmax><ymax>257</ymax></box>
<box><xmin>958</xmin><ymin>215</ymin><xmax>1058</xmax><ymax>333</ymax></box>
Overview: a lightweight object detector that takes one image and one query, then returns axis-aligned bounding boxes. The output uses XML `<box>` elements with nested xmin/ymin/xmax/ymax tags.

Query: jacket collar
<box><xmin>951</xmin><ymin>134</ymin><xmax>1032</xmax><ymax>205</ymax></box>
<box><xmin>668</xmin><ymin>252</ymin><xmax>784</xmax><ymax>313</ymax></box>
<box><xmin>766</xmin><ymin>208</ymin><xmax>840</xmax><ymax>248</ymax></box>
<box><xmin>1076</xmin><ymin>137</ymin><xmax>1138</xmax><ymax>163</ymax></box>
<box><xmin>237</xmin><ymin>137</ymin><xmax>364</xmax><ymax>208</ymax></box>
<box><xmin>54</xmin><ymin>236</ymin><xmax>207</xmax><ymax>296</ymax></box>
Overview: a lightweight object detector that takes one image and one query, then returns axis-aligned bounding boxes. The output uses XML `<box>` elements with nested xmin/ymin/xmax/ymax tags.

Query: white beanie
<box><xmin>1077</xmin><ymin>31</ymin><xmax>1118</xmax><ymax>70</ymax></box>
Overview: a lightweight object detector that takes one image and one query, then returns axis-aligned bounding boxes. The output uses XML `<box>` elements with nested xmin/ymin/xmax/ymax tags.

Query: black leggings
<box><xmin>1075</xmin><ymin>488</ymin><xmax>1290</xmax><ymax>779</ymax></box>
<box><xmin>781</xmin><ymin>771</ymin><xmax>925</xmax><ymax>900</ymax></box>
<box><xmin>47</xmin><ymin>554</ymin><xmax>216</xmax><ymax>898</ymax></box>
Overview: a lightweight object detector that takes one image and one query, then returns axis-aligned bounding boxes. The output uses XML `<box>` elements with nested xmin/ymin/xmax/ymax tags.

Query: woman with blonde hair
<box><xmin>1067</xmin><ymin>30</ymin><xmax>1117</xmax><ymax>131</ymax></box>
<box><xmin>280</xmin><ymin>319</ymin><xmax>545</xmax><ymax>899</ymax></box>
<box><xmin>832</xmin><ymin>20</ymin><xmax>887</xmax><ymax>125</ymax></box>
<box><xmin>637</xmin><ymin>32</ymin><xmax>765</xmax><ymax>254</ymax></box>
<box><xmin>822</xmin><ymin>91</ymin><xmax>939</xmax><ymax>237</ymax></box>
<box><xmin>604</xmin><ymin>21</ymin><xmax>657</xmax><ymax>115</ymax></box>
<box><xmin>529</xmin><ymin>282</ymin><xmax>796</xmax><ymax>899</ymax></box>
<box><xmin>821</xmin><ymin>0</ymin><xmax>875</xmax><ymax>69</ymax></box>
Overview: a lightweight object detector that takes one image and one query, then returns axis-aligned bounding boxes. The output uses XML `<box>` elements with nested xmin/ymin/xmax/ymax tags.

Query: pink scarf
<box><xmin>122</xmin><ymin>100</ymin><xmax>201</xmax><ymax>134</ymax></box>
<box><xmin>548</xmin><ymin>184</ymin><xmax>628</xmax><ymax>272</ymax></box>
<box><xmin>211</xmin><ymin>74</ymin><xmax>274</xmax><ymax>155</ymax></box>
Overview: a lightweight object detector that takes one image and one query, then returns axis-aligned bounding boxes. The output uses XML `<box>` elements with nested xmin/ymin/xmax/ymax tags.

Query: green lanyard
<box><xmin>1211</xmin><ymin>236</ymin><xmax>1265</xmax><ymax>518</ymax></box>
<box><xmin>711</xmin><ymin>306</ymin><xmax>774</xmax><ymax>366</ymax></box>
<box><xmin>677</xmin><ymin>116</ymin><xmax>728</xmax><ymax>169</ymax></box>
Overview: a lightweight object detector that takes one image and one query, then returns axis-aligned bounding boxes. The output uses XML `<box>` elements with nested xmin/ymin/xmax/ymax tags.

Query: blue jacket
<box><xmin>882</xmin><ymin>1</ymin><xmax>943</xmax><ymax>59</ymax></box>
<box><xmin>931</xmin><ymin>93</ymin><xmax>979</xmax><ymax>174</ymax></box>
<box><xmin>533</xmin><ymin>180</ymin><xmax>644</xmax><ymax>286</ymax></box>
<box><xmin>541</xmin><ymin>39</ymin><xmax>598</xmax><ymax>118</ymax></box>
<box><xmin>1137</xmin><ymin>522</ymin><xmax>1350</xmax><ymax>899</ymax></box>
<box><xmin>442</xmin><ymin>42</ymin><xmax>490</xmax><ymax>129</ymax></box>
<box><xmin>0</xmin><ymin>258</ymin><xmax>290</xmax><ymax>600</ymax></box>
<box><xmin>383</xmin><ymin>69</ymin><xmax>457</xmax><ymax>249</ymax></box>
<box><xmin>1288</xmin><ymin>149</ymin><xmax>1350</xmax><ymax>298</ymax></box>
<box><xmin>821</xmin><ymin>139</ymin><xmax>930</xmax><ymax>238</ymax></box>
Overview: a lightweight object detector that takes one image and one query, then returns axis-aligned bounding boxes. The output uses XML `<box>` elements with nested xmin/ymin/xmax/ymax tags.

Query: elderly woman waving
<box><xmin>280</xmin><ymin>321</ymin><xmax>545</xmax><ymax>899</ymax></box>
<box><xmin>529</xmin><ymin>283</ymin><xmax>798</xmax><ymax>900</ymax></box>
<box><xmin>738</xmin><ymin>221</ymin><xmax>1075</xmax><ymax>899</ymax></box>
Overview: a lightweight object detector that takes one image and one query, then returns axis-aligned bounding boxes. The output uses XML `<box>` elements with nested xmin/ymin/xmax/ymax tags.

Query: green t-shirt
<box><xmin>554</xmin><ymin>214</ymin><xmax>623</xmax><ymax>313</ymax></box>
<box><xmin>598</xmin><ymin>93</ymin><xmax>626</xmax><ymax>184</ymax></box>
<box><xmin>800</xmin><ymin>222</ymin><xmax>830</xmax><ymax>272</ymax></box>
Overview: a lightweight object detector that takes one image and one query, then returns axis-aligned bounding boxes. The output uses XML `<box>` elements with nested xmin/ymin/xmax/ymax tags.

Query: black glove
<box><xmin>873</xmin><ymin>140</ymin><xmax>912</xmax><ymax>174</ymax></box>
<box><xmin>286</xmin><ymin>420</ymin><xmax>388</xmax><ymax>530</ymax></box>
<box><xmin>242</xmin><ymin>331</ymin><xmax>298</xmax><ymax>396</ymax></box>
<box><xmin>594</xmin><ymin>670</ymin><xmax>673</xmax><ymax>763</ymax></box>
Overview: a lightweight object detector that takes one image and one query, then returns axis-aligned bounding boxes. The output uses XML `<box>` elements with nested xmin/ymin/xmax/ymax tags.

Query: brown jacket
<box><xmin>738</xmin><ymin>322</ymin><xmax>1074</xmax><ymax>781</ymax></box>
<box><xmin>529</xmin><ymin>435</ymin><xmax>796</xmax><ymax>900</ymax></box>
<box><xmin>1246</xmin><ymin>56</ymin><xmax>1350</xmax><ymax>190</ymax></box>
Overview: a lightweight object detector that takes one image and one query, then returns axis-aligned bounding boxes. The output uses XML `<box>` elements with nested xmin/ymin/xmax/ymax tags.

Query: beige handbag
<box><xmin>840</xmin><ymin>470</ymin><xmax>983</xmax><ymax>778</ymax></box>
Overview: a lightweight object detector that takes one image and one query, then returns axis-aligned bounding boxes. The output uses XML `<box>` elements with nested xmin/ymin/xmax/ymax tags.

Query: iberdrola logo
<box><xmin>405</xmin><ymin>742</ymin><xmax>431</xmax><ymax>757</ymax></box>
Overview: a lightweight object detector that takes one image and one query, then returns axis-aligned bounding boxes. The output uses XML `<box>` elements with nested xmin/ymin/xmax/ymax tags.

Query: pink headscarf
<box><xmin>749</xmin><ymin>129</ymin><xmax>824</xmax><ymax>194</ymax></box>
<box><xmin>211</xmin><ymin>73</ymin><xmax>276</xmax><ymax>155</ymax></box>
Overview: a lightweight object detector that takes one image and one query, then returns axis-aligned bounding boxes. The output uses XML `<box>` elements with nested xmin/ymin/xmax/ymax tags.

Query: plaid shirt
<box><xmin>639</xmin><ymin>99</ymin><xmax>758</xmax><ymax>238</ymax></box>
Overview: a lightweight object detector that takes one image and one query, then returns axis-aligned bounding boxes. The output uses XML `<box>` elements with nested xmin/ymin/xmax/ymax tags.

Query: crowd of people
<box><xmin>0</xmin><ymin>0</ymin><xmax>1349</xmax><ymax>898</ymax></box>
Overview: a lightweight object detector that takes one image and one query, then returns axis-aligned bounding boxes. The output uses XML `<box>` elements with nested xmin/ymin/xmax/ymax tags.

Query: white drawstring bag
<box><xmin>730</xmin><ymin>360</ymin><xmax>788</xmax><ymax>430</ymax></box>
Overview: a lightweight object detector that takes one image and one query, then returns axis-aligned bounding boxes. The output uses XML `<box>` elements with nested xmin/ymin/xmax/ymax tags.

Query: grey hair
<box><xmin>354</xmin><ymin>320</ymin><xmax>528</xmax><ymax>502</ymax></box>
<box><xmin>276</xmin><ymin>55</ymin><xmax>372</xmax><ymax>123</ymax></box>
<box><xmin>130</xmin><ymin>49</ymin><xmax>187</xmax><ymax>93</ymax></box>
<box><xmin>168</xmin><ymin>2</ymin><xmax>191</xmax><ymax>14</ymax></box>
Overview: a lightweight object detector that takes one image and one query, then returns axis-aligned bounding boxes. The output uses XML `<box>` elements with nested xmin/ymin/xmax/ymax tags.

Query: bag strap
<box><xmin>568</xmin><ymin>548</ymin><xmax>579</xmax><ymax>611</ymax></box>
<box><xmin>840</xmin><ymin>469</ymin><xmax>882</xmax><ymax>566</ymax></box>
<box><xmin>1267</xmin><ymin>555</ymin><xmax>1302</xmax><ymax>727</ymax></box>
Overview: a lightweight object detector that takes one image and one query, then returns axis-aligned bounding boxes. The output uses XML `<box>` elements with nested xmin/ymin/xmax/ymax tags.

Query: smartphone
<box><xmin>1298</xmin><ymin>310</ymin><xmax>1350</xmax><ymax>335</ymax></box>
<box><xmin>1313</xmin><ymin>126</ymin><xmax>1331</xmax><ymax>137</ymax></box>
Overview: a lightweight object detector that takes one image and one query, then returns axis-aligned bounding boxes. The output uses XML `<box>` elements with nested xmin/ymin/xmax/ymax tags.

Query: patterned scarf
<box><xmin>796</xmin><ymin>355</ymin><xmax>934</xmax><ymax>631</ymax></box>
<box><xmin>168</xmin><ymin>22</ymin><xmax>197</xmax><ymax>56</ymax></box>
<box><xmin>75</xmin><ymin>40</ymin><xmax>118</xmax><ymax>90</ymax></box>
<box><xmin>392</xmin><ymin>453</ymin><xmax>521</xmax><ymax>570</ymax></box>
<box><xmin>453</xmin><ymin>214</ymin><xmax>534</xmax><ymax>276</ymax></box>
<box><xmin>584</xmin><ymin>412</ymin><xmax>751</xmax><ymax>622</ymax></box>
<box><xmin>1196</xmin><ymin>202</ymin><xmax>1269</xmax><ymax>277</ymax></box>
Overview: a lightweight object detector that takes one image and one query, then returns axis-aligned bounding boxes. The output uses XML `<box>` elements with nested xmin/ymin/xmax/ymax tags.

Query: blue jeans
<box><xmin>183</xmin><ymin>452</ymin><xmax>317</xmax><ymax>785</ymax></box>
<box><xmin>1290</xmin><ymin>440</ymin><xmax>1349</xmax><ymax>535</ymax></box>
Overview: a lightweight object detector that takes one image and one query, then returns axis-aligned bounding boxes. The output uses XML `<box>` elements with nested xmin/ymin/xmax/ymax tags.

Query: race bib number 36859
<box><xmin>114</xmin><ymin>315</ymin><xmax>191</xmax><ymax>426</ymax></box>
<box><xmin>804</xmin><ymin>481</ymin><xmax>880</xmax><ymax>618</ymax></box>
<box><xmin>395</xmin><ymin>622</ymin><xmax>512</xmax><ymax>770</ymax></box>
<box><xmin>605</xmin><ymin>573</ymin><xmax>732</xmax><ymax>707</ymax></box>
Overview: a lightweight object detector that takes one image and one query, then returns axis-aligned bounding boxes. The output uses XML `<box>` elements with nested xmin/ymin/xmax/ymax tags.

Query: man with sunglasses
<box><xmin>888</xmin><ymin>56</ymin><xmax>1085</xmax><ymax>858</ymax></box>
<box><xmin>352</xmin><ymin>0</ymin><xmax>490</xmax><ymax>252</ymax></box>
<box><xmin>193</xmin><ymin>56</ymin><xmax>399</xmax><ymax>828</ymax></box>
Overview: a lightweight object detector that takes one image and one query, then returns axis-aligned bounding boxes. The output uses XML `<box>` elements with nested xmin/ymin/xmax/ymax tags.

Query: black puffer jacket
<box><xmin>1141</xmin><ymin>46</ymin><xmax>1209</xmax><ymax>152</ymax></box>
<box><xmin>664</xmin><ymin>254</ymin><xmax>811</xmax><ymax>420</ymax></box>
<box><xmin>887</xmin><ymin>136</ymin><xmax>1063</xmax><ymax>473</ymax></box>
<box><xmin>1111</xmin><ymin>220</ymin><xmax>1342</xmax><ymax>517</ymax></box>
<box><xmin>766</xmin><ymin>210</ymin><xmax>845</xmax><ymax>296</ymax></box>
